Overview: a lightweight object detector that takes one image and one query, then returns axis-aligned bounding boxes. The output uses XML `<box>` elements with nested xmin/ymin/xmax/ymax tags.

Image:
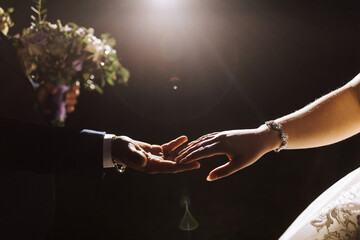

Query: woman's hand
<box><xmin>175</xmin><ymin>126</ymin><xmax>280</xmax><ymax>181</ymax></box>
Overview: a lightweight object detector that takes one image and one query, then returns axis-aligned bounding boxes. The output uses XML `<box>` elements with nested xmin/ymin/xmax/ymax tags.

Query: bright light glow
<box><xmin>151</xmin><ymin>0</ymin><xmax>178</xmax><ymax>8</ymax></box>
<box><xmin>160</xmin><ymin>33</ymin><xmax>183</xmax><ymax>62</ymax></box>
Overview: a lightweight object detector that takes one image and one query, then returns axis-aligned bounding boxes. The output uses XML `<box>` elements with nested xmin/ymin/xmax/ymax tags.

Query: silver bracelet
<box><xmin>111</xmin><ymin>137</ymin><xmax>127</xmax><ymax>173</ymax></box>
<box><xmin>265</xmin><ymin>120</ymin><xmax>288</xmax><ymax>152</ymax></box>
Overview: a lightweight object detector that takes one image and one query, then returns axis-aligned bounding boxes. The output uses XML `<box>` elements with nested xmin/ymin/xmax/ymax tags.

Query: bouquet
<box><xmin>0</xmin><ymin>7</ymin><xmax>14</xmax><ymax>35</ymax></box>
<box><xmin>12</xmin><ymin>0</ymin><xmax>129</xmax><ymax>125</ymax></box>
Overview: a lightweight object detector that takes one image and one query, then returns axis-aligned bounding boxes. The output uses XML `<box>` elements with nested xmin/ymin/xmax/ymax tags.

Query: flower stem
<box><xmin>38</xmin><ymin>0</ymin><xmax>42</xmax><ymax>23</ymax></box>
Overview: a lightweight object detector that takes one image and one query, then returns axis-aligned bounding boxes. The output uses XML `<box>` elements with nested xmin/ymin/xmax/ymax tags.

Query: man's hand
<box><xmin>175</xmin><ymin>126</ymin><xmax>278</xmax><ymax>181</ymax></box>
<box><xmin>111</xmin><ymin>135</ymin><xmax>200</xmax><ymax>174</ymax></box>
<box><xmin>36</xmin><ymin>82</ymin><xmax>80</xmax><ymax>114</ymax></box>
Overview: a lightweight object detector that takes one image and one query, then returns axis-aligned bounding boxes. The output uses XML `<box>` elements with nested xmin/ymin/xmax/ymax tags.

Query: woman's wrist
<box><xmin>257</xmin><ymin>124</ymin><xmax>285</xmax><ymax>153</ymax></box>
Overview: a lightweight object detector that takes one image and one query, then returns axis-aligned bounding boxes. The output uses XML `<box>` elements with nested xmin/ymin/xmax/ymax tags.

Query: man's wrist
<box><xmin>111</xmin><ymin>136</ymin><xmax>127</xmax><ymax>173</ymax></box>
<box><xmin>103</xmin><ymin>134</ymin><xmax>115</xmax><ymax>168</ymax></box>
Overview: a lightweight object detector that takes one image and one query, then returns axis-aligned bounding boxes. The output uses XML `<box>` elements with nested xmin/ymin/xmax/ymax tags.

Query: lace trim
<box><xmin>310</xmin><ymin>183</ymin><xmax>360</xmax><ymax>240</ymax></box>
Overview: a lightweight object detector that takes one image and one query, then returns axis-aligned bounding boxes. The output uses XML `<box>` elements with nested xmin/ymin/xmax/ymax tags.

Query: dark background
<box><xmin>2</xmin><ymin>0</ymin><xmax>360</xmax><ymax>239</ymax></box>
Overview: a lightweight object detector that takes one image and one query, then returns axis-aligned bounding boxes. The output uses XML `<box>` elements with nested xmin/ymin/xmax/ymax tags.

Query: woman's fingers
<box><xmin>175</xmin><ymin>136</ymin><xmax>204</xmax><ymax>156</ymax></box>
<box><xmin>177</xmin><ymin>134</ymin><xmax>217</xmax><ymax>157</ymax></box>
<box><xmin>179</xmin><ymin>142</ymin><xmax>221</xmax><ymax>164</ymax></box>
<box><xmin>175</xmin><ymin>137</ymin><xmax>218</xmax><ymax>163</ymax></box>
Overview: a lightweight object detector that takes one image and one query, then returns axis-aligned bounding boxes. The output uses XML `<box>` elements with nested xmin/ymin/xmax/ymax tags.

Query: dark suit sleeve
<box><xmin>0</xmin><ymin>118</ymin><xmax>105</xmax><ymax>177</ymax></box>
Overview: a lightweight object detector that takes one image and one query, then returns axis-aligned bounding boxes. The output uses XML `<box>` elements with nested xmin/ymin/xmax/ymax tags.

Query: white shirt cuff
<box><xmin>103</xmin><ymin>134</ymin><xmax>115</xmax><ymax>168</ymax></box>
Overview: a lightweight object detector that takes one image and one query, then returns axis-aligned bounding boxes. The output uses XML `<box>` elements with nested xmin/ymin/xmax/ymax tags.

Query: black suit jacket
<box><xmin>0</xmin><ymin>32</ymin><xmax>105</xmax><ymax>239</ymax></box>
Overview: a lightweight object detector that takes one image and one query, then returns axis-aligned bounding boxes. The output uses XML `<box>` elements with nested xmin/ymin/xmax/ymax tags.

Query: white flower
<box><xmin>104</xmin><ymin>45</ymin><xmax>112</xmax><ymax>55</ymax></box>
<box><xmin>88</xmin><ymin>28</ymin><xmax>94</xmax><ymax>35</ymax></box>
<box><xmin>63</xmin><ymin>25</ymin><xmax>72</xmax><ymax>32</ymax></box>
<box><xmin>75</xmin><ymin>28</ymin><xmax>86</xmax><ymax>37</ymax></box>
<box><xmin>85</xmin><ymin>35</ymin><xmax>105</xmax><ymax>63</ymax></box>
<box><xmin>48</xmin><ymin>23</ymin><xmax>58</xmax><ymax>29</ymax></box>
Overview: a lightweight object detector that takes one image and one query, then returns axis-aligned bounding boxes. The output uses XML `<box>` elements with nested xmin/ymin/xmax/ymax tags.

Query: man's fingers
<box><xmin>144</xmin><ymin>143</ymin><xmax>163</xmax><ymax>156</ymax></box>
<box><xmin>72</xmin><ymin>81</ymin><xmax>81</xmax><ymax>92</ymax></box>
<box><xmin>65</xmin><ymin>97</ymin><xmax>77</xmax><ymax>106</ymax></box>
<box><xmin>146</xmin><ymin>160</ymin><xmax>200</xmax><ymax>174</ymax></box>
<box><xmin>162</xmin><ymin>136</ymin><xmax>188</xmax><ymax>152</ymax></box>
<box><xmin>64</xmin><ymin>83</ymin><xmax>80</xmax><ymax>111</ymax></box>
<box><xmin>66</xmin><ymin>105</ymin><xmax>75</xmax><ymax>113</ymax></box>
<box><xmin>149</xmin><ymin>145</ymin><xmax>163</xmax><ymax>155</ymax></box>
<box><xmin>65</xmin><ymin>89</ymin><xmax>79</xmax><ymax>113</ymax></box>
<box><xmin>136</xmin><ymin>141</ymin><xmax>163</xmax><ymax>155</ymax></box>
<box><xmin>65</xmin><ymin>91</ymin><xmax>78</xmax><ymax>99</ymax></box>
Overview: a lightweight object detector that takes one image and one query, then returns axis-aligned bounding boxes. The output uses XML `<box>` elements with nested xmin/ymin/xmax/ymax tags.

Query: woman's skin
<box><xmin>175</xmin><ymin>73</ymin><xmax>360</xmax><ymax>181</ymax></box>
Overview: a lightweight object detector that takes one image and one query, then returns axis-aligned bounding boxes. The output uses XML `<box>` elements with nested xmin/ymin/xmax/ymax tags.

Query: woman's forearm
<box><xmin>266</xmin><ymin>73</ymin><xmax>360</xmax><ymax>150</ymax></box>
<box><xmin>175</xmin><ymin>73</ymin><xmax>360</xmax><ymax>181</ymax></box>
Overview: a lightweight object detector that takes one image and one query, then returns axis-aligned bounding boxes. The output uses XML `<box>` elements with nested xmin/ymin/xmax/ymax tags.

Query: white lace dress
<box><xmin>280</xmin><ymin>168</ymin><xmax>360</xmax><ymax>240</ymax></box>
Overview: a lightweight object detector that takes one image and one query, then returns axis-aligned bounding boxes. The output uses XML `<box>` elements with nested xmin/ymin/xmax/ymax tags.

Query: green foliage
<box><xmin>0</xmin><ymin>6</ymin><xmax>14</xmax><ymax>35</ymax></box>
<box><xmin>31</xmin><ymin>0</ymin><xmax>47</xmax><ymax>24</ymax></box>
